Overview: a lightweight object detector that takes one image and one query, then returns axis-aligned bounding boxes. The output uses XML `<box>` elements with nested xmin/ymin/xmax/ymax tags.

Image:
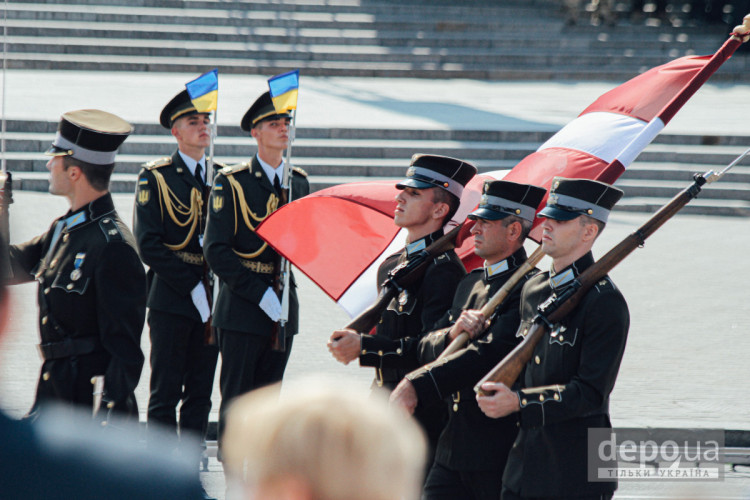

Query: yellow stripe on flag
<box><xmin>191</xmin><ymin>89</ymin><xmax>218</xmax><ymax>113</ymax></box>
<box><xmin>271</xmin><ymin>88</ymin><xmax>298</xmax><ymax>113</ymax></box>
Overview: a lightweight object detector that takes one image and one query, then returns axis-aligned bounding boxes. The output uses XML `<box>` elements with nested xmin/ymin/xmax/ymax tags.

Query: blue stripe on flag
<box><xmin>268</xmin><ymin>70</ymin><xmax>299</xmax><ymax>98</ymax></box>
<box><xmin>186</xmin><ymin>69</ymin><xmax>219</xmax><ymax>100</ymax></box>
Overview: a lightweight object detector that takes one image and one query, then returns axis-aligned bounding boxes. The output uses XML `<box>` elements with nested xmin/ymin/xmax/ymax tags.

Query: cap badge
<box><xmin>406</xmin><ymin>167</ymin><xmax>415</xmax><ymax>177</ymax></box>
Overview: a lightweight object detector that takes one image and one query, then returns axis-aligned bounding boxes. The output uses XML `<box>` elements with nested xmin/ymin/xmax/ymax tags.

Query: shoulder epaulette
<box><xmin>292</xmin><ymin>166</ymin><xmax>308</xmax><ymax>178</ymax></box>
<box><xmin>99</xmin><ymin>217</ymin><xmax>124</xmax><ymax>242</ymax></box>
<box><xmin>220</xmin><ymin>162</ymin><xmax>250</xmax><ymax>176</ymax></box>
<box><xmin>143</xmin><ymin>157</ymin><xmax>172</xmax><ymax>170</ymax></box>
<box><xmin>207</xmin><ymin>158</ymin><xmax>229</xmax><ymax>170</ymax></box>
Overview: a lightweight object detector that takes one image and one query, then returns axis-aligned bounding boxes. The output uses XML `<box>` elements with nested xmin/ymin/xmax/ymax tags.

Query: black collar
<box><xmin>548</xmin><ymin>251</ymin><xmax>594</xmax><ymax>291</ymax></box>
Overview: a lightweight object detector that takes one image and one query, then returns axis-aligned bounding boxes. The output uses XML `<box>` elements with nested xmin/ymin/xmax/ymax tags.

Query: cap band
<box><xmin>252</xmin><ymin>110</ymin><xmax>290</xmax><ymax>126</ymax></box>
<box><xmin>406</xmin><ymin>166</ymin><xmax>463</xmax><ymax>198</ymax></box>
<box><xmin>52</xmin><ymin>132</ymin><xmax>118</xmax><ymax>165</ymax></box>
<box><xmin>547</xmin><ymin>193</ymin><xmax>611</xmax><ymax>223</ymax></box>
<box><xmin>169</xmin><ymin>105</ymin><xmax>198</xmax><ymax>124</ymax></box>
<box><xmin>480</xmin><ymin>194</ymin><xmax>536</xmax><ymax>221</ymax></box>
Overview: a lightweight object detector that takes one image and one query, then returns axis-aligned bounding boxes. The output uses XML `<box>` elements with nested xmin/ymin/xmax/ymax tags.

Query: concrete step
<box><xmin>6</xmin><ymin>51</ymin><xmax>747</xmax><ymax>82</ymax></box>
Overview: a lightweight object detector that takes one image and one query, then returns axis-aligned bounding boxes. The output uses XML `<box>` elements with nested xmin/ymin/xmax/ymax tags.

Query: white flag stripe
<box><xmin>539</xmin><ymin>112</ymin><xmax>647</xmax><ymax>164</ymax></box>
<box><xmin>337</xmin><ymin>228</ymin><xmax>408</xmax><ymax>317</ymax></box>
<box><xmin>615</xmin><ymin>116</ymin><xmax>666</xmax><ymax>167</ymax></box>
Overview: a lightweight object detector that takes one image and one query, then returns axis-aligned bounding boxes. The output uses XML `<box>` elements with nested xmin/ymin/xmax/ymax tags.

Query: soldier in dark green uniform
<box><xmin>133</xmin><ymin>89</ymin><xmax>220</xmax><ymax>452</ymax></box>
<box><xmin>203</xmin><ymin>90</ymin><xmax>310</xmax><ymax>449</ymax></box>
<box><xmin>8</xmin><ymin>109</ymin><xmax>146</xmax><ymax>419</ymax></box>
<box><xmin>328</xmin><ymin>154</ymin><xmax>476</xmax><ymax>466</ymax></box>
<box><xmin>477</xmin><ymin>178</ymin><xmax>629</xmax><ymax>500</ymax></box>
<box><xmin>390</xmin><ymin>180</ymin><xmax>546</xmax><ymax>500</ymax></box>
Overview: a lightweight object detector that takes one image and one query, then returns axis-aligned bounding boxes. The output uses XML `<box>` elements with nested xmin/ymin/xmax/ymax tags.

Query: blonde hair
<box><xmin>222</xmin><ymin>378</ymin><xmax>427</xmax><ymax>500</ymax></box>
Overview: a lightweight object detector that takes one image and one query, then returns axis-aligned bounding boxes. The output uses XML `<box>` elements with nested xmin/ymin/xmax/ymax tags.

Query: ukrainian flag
<box><xmin>186</xmin><ymin>69</ymin><xmax>219</xmax><ymax>113</ymax></box>
<box><xmin>268</xmin><ymin>70</ymin><xmax>299</xmax><ymax>113</ymax></box>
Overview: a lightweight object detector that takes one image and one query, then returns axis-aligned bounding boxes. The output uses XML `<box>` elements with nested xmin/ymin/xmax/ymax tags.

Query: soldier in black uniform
<box><xmin>8</xmin><ymin>109</ymin><xmax>146</xmax><ymax>419</ymax></box>
<box><xmin>133</xmin><ymin>89</ymin><xmax>220</xmax><ymax>452</ymax></box>
<box><xmin>390</xmin><ymin>180</ymin><xmax>547</xmax><ymax>500</ymax></box>
<box><xmin>203</xmin><ymin>90</ymin><xmax>310</xmax><ymax>448</ymax></box>
<box><xmin>476</xmin><ymin>178</ymin><xmax>630</xmax><ymax>500</ymax></box>
<box><xmin>328</xmin><ymin>154</ymin><xmax>476</xmax><ymax>464</ymax></box>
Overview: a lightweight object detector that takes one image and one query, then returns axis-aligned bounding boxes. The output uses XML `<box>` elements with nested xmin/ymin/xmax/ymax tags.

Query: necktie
<box><xmin>194</xmin><ymin>163</ymin><xmax>206</xmax><ymax>190</ymax></box>
<box><xmin>273</xmin><ymin>174</ymin><xmax>282</xmax><ymax>193</ymax></box>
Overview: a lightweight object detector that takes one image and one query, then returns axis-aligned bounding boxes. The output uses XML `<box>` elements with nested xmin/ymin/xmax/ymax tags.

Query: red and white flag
<box><xmin>257</xmin><ymin>36</ymin><xmax>743</xmax><ymax>317</ymax></box>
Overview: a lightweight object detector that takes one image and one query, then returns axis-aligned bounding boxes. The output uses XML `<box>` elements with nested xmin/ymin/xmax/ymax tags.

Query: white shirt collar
<box><xmin>178</xmin><ymin>151</ymin><xmax>207</xmax><ymax>182</ymax></box>
<box><xmin>256</xmin><ymin>154</ymin><xmax>285</xmax><ymax>187</ymax></box>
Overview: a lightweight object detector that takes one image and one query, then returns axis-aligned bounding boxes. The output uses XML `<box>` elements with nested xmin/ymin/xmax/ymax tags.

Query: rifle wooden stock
<box><xmin>342</xmin><ymin>222</ymin><xmax>467</xmax><ymax>334</ymax></box>
<box><xmin>437</xmin><ymin>246</ymin><xmax>546</xmax><ymax>360</ymax></box>
<box><xmin>474</xmin><ymin>174</ymin><xmax>709</xmax><ymax>396</ymax></box>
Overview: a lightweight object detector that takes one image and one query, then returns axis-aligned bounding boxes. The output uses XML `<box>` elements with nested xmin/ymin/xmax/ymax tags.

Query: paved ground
<box><xmin>1</xmin><ymin>70</ymin><xmax>750</xmax><ymax>498</ymax></box>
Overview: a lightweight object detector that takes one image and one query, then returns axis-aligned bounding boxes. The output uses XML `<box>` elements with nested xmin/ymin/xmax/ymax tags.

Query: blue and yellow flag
<box><xmin>268</xmin><ymin>70</ymin><xmax>299</xmax><ymax>114</ymax></box>
<box><xmin>186</xmin><ymin>69</ymin><xmax>219</xmax><ymax>113</ymax></box>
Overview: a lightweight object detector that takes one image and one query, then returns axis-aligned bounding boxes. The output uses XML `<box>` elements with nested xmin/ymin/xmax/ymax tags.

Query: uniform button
<box><xmin>521</xmin><ymin>398</ymin><xmax>527</xmax><ymax>406</ymax></box>
<box><xmin>66</xmin><ymin>283</ymin><xmax>73</xmax><ymax>290</ymax></box>
<box><xmin>361</xmin><ymin>349</ymin><xmax>367</xmax><ymax>355</ymax></box>
<box><xmin>539</xmin><ymin>395</ymin><xmax>545</xmax><ymax>402</ymax></box>
<box><xmin>377</xmin><ymin>350</ymin><xmax>383</xmax><ymax>356</ymax></box>
<box><xmin>396</xmin><ymin>348</ymin><xmax>402</xmax><ymax>355</ymax></box>
<box><xmin>62</xmin><ymin>234</ymin><xmax>69</xmax><ymax>242</ymax></box>
<box><xmin>553</xmin><ymin>393</ymin><xmax>560</xmax><ymax>401</ymax></box>
<box><xmin>91</xmin><ymin>377</ymin><xmax>97</xmax><ymax>385</ymax></box>
<box><xmin>398</xmin><ymin>306</ymin><xmax>403</xmax><ymax>312</ymax></box>
<box><xmin>42</xmin><ymin>316</ymin><xmax>48</xmax><ymax>325</ymax></box>
<box><xmin>452</xmin><ymin>403</ymin><xmax>458</xmax><ymax>412</ymax></box>
<box><xmin>103</xmin><ymin>218</ymin><xmax>111</xmax><ymax>223</ymax></box>
<box><xmin>107</xmin><ymin>402</ymin><xmax>114</xmax><ymax>409</ymax></box>
<box><xmin>516</xmin><ymin>421</ymin><xmax>520</xmax><ymax>428</ymax></box>
<box><xmin>44</xmin><ymin>288</ymin><xmax>50</xmax><ymax>295</ymax></box>
<box><xmin>50</xmin><ymin>258</ymin><xmax>58</xmax><ymax>269</ymax></box>
<box><xmin>534</xmin><ymin>355</ymin><xmax>541</xmax><ymax>365</ymax></box>
<box><xmin>42</xmin><ymin>372</ymin><xmax>50</xmax><ymax>381</ymax></box>
<box><xmin>523</xmin><ymin>328</ymin><xmax>528</xmax><ymax>336</ymax></box>
<box><xmin>559</xmin><ymin>335</ymin><xmax>564</xmax><ymax>342</ymax></box>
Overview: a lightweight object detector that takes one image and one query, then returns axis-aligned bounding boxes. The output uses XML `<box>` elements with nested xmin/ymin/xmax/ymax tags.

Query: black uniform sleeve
<box><xmin>359</xmin><ymin>257</ymin><xmax>464</xmax><ymax>370</ymax></box>
<box><xmin>203</xmin><ymin>173</ymin><xmax>268</xmax><ymax>305</ymax></box>
<box><xmin>409</xmin><ymin>290</ymin><xmax>523</xmax><ymax>408</ymax></box>
<box><xmin>518</xmin><ymin>289</ymin><xmax>629</xmax><ymax>428</ymax></box>
<box><xmin>8</xmin><ymin>233</ymin><xmax>47</xmax><ymax>284</ymax></box>
<box><xmin>95</xmin><ymin>242</ymin><xmax>147</xmax><ymax>408</ymax></box>
<box><xmin>133</xmin><ymin>169</ymin><xmax>201</xmax><ymax>295</ymax></box>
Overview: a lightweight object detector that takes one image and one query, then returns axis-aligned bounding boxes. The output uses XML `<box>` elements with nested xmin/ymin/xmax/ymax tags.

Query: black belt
<box><xmin>37</xmin><ymin>336</ymin><xmax>101</xmax><ymax>361</ymax></box>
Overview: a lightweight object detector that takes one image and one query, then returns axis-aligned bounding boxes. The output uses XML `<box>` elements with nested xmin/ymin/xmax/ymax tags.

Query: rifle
<box><xmin>342</xmin><ymin>221</ymin><xmax>470</xmax><ymax>335</ymax></box>
<box><xmin>475</xmin><ymin>149</ymin><xmax>750</xmax><ymax>396</ymax></box>
<box><xmin>269</xmin><ymin>106</ymin><xmax>297</xmax><ymax>352</ymax></box>
<box><xmin>436</xmin><ymin>246</ymin><xmax>545</xmax><ymax>360</ymax></box>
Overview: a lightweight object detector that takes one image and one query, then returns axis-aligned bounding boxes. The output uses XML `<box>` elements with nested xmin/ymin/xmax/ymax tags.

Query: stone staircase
<box><xmin>1</xmin><ymin>0</ymin><xmax>749</xmax><ymax>214</ymax></box>
<box><xmin>1</xmin><ymin>0</ymin><xmax>747</xmax><ymax>81</ymax></box>
<box><xmin>5</xmin><ymin>120</ymin><xmax>750</xmax><ymax>216</ymax></box>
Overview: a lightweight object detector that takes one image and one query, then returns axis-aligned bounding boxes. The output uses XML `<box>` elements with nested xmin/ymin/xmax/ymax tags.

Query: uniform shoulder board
<box><xmin>143</xmin><ymin>157</ymin><xmax>172</xmax><ymax>170</ymax></box>
<box><xmin>210</xmin><ymin>161</ymin><xmax>229</xmax><ymax>170</ymax></box>
<box><xmin>99</xmin><ymin>216</ymin><xmax>124</xmax><ymax>242</ymax></box>
<box><xmin>220</xmin><ymin>162</ymin><xmax>250</xmax><ymax>176</ymax></box>
<box><xmin>292</xmin><ymin>166</ymin><xmax>308</xmax><ymax>177</ymax></box>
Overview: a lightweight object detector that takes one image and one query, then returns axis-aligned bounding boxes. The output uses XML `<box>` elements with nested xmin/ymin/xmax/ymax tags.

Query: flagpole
<box><xmin>2</xmin><ymin>0</ymin><xmax>8</xmax><ymax>175</ymax></box>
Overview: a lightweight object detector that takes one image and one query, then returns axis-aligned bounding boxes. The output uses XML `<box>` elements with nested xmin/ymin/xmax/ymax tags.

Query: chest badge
<box><xmin>70</xmin><ymin>252</ymin><xmax>86</xmax><ymax>281</ymax></box>
<box><xmin>397</xmin><ymin>290</ymin><xmax>409</xmax><ymax>312</ymax></box>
